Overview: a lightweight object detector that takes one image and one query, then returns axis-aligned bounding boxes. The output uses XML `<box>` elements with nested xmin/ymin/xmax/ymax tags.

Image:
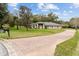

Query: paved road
<box><xmin>1</xmin><ymin>29</ymin><xmax>75</xmax><ymax>56</ymax></box>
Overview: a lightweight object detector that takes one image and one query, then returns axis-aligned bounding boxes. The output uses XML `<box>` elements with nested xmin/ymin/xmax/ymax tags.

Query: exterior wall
<box><xmin>53</xmin><ymin>26</ymin><xmax>58</xmax><ymax>29</ymax></box>
<box><xmin>47</xmin><ymin>26</ymin><xmax>53</xmax><ymax>29</ymax></box>
<box><xmin>47</xmin><ymin>26</ymin><xmax>62</xmax><ymax>29</ymax></box>
<box><xmin>31</xmin><ymin>24</ymin><xmax>38</xmax><ymax>29</ymax></box>
<box><xmin>58</xmin><ymin>26</ymin><xmax>62</xmax><ymax>29</ymax></box>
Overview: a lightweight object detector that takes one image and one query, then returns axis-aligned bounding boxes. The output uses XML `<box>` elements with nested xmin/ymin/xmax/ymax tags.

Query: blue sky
<box><xmin>8</xmin><ymin>3</ymin><xmax>79</xmax><ymax>21</ymax></box>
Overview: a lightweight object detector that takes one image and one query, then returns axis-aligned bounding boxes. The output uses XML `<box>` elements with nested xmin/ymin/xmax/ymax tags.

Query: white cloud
<box><xmin>70</xmin><ymin>3</ymin><xmax>79</xmax><ymax>9</ymax></box>
<box><xmin>63</xmin><ymin>10</ymin><xmax>66</xmax><ymax>13</ymax></box>
<box><xmin>41</xmin><ymin>10</ymin><xmax>48</xmax><ymax>12</ymax></box>
<box><xmin>63</xmin><ymin>10</ymin><xmax>73</xmax><ymax>13</ymax></box>
<box><xmin>8</xmin><ymin>3</ymin><xmax>18</xmax><ymax>12</ymax></box>
<box><xmin>8</xmin><ymin>3</ymin><xmax>17</xmax><ymax>7</ymax></box>
<box><xmin>14</xmin><ymin>8</ymin><xmax>18</xmax><ymax>10</ymax></box>
<box><xmin>38</xmin><ymin>3</ymin><xmax>59</xmax><ymax>10</ymax></box>
<box><xmin>63</xmin><ymin>13</ymin><xmax>68</xmax><ymax>16</ymax></box>
<box><xmin>70</xmin><ymin>6</ymin><xmax>73</xmax><ymax>9</ymax></box>
<box><xmin>72</xmin><ymin>3</ymin><xmax>79</xmax><ymax>8</ymax></box>
<box><xmin>62</xmin><ymin>10</ymin><xmax>69</xmax><ymax>16</ymax></box>
<box><xmin>69</xmin><ymin>10</ymin><xmax>73</xmax><ymax>13</ymax></box>
<box><xmin>54</xmin><ymin>12</ymin><xmax>61</xmax><ymax>16</ymax></box>
<box><xmin>62</xmin><ymin>10</ymin><xmax>73</xmax><ymax>16</ymax></box>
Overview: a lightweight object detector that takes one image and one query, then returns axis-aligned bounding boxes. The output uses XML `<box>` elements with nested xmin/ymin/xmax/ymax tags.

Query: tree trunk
<box><xmin>7</xmin><ymin>30</ymin><xmax>10</xmax><ymax>37</ymax></box>
<box><xmin>26</xmin><ymin>19</ymin><xmax>29</xmax><ymax>31</ymax></box>
<box><xmin>16</xmin><ymin>24</ymin><xmax>19</xmax><ymax>30</ymax></box>
<box><xmin>0</xmin><ymin>24</ymin><xmax>3</xmax><ymax>29</ymax></box>
<box><xmin>75</xmin><ymin>25</ymin><xmax>77</xmax><ymax>31</ymax></box>
<box><xmin>26</xmin><ymin>25</ymin><xmax>29</xmax><ymax>31</ymax></box>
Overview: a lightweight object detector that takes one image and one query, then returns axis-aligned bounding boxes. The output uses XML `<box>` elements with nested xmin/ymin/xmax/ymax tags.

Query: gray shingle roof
<box><xmin>31</xmin><ymin>22</ymin><xmax>62</xmax><ymax>27</ymax></box>
<box><xmin>37</xmin><ymin>22</ymin><xmax>61</xmax><ymax>26</ymax></box>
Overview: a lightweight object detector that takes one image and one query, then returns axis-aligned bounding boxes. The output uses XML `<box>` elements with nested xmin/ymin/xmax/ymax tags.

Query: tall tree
<box><xmin>0</xmin><ymin>3</ymin><xmax>8</xmax><ymax>28</ymax></box>
<box><xmin>14</xmin><ymin>9</ymin><xmax>20</xmax><ymax>30</ymax></box>
<box><xmin>19</xmin><ymin>6</ymin><xmax>32</xmax><ymax>30</ymax></box>
<box><xmin>3</xmin><ymin>13</ymin><xmax>14</xmax><ymax>27</ymax></box>
<box><xmin>14</xmin><ymin>16</ymin><xmax>19</xmax><ymax>30</ymax></box>
<box><xmin>70</xmin><ymin>18</ymin><xmax>79</xmax><ymax>30</ymax></box>
<box><xmin>47</xmin><ymin>12</ymin><xmax>59</xmax><ymax>22</ymax></box>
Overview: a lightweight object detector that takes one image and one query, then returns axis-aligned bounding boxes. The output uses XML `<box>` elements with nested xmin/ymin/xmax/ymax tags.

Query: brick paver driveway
<box><xmin>1</xmin><ymin>29</ymin><xmax>75</xmax><ymax>56</ymax></box>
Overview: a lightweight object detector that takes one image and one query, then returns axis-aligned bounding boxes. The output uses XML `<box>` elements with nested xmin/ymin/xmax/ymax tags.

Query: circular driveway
<box><xmin>1</xmin><ymin>29</ymin><xmax>76</xmax><ymax>56</ymax></box>
<box><xmin>0</xmin><ymin>42</ymin><xmax>9</xmax><ymax>56</ymax></box>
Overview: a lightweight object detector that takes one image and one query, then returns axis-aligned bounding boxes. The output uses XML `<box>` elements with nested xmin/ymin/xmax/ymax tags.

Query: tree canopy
<box><xmin>19</xmin><ymin>6</ymin><xmax>32</xmax><ymax>30</ymax></box>
<box><xmin>0</xmin><ymin>3</ymin><xmax>8</xmax><ymax>28</ymax></box>
<box><xmin>32</xmin><ymin>13</ymin><xmax>59</xmax><ymax>23</ymax></box>
<box><xmin>70</xmin><ymin>17</ymin><xmax>79</xmax><ymax>29</ymax></box>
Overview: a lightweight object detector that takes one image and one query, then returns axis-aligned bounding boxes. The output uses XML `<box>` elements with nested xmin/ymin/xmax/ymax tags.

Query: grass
<box><xmin>0</xmin><ymin>26</ymin><xmax>64</xmax><ymax>39</ymax></box>
<box><xmin>54</xmin><ymin>30</ymin><xmax>79</xmax><ymax>56</ymax></box>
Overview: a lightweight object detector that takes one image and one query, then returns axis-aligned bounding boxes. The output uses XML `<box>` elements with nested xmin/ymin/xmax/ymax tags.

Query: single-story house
<box><xmin>31</xmin><ymin>22</ymin><xmax>62</xmax><ymax>29</ymax></box>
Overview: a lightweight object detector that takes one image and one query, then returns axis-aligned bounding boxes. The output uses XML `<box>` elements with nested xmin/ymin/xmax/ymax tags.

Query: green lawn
<box><xmin>54</xmin><ymin>30</ymin><xmax>79</xmax><ymax>56</ymax></box>
<box><xmin>0</xmin><ymin>27</ymin><xmax>64</xmax><ymax>39</ymax></box>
